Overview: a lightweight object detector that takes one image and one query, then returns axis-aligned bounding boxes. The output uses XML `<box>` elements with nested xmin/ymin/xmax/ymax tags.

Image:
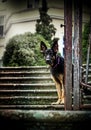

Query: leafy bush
<box><xmin>3</xmin><ymin>32</ymin><xmax>49</xmax><ymax>66</ymax></box>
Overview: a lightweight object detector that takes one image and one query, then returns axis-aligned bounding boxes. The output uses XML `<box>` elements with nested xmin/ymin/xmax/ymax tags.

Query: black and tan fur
<box><xmin>40</xmin><ymin>41</ymin><xmax>64</xmax><ymax>105</ymax></box>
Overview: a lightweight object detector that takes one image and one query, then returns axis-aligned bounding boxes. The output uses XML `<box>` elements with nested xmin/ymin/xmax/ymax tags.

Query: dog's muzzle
<box><xmin>45</xmin><ymin>55</ymin><xmax>52</xmax><ymax>65</ymax></box>
<box><xmin>46</xmin><ymin>59</ymin><xmax>52</xmax><ymax>65</ymax></box>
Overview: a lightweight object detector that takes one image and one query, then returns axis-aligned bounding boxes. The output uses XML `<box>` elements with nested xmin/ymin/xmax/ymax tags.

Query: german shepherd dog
<box><xmin>40</xmin><ymin>41</ymin><xmax>64</xmax><ymax>105</ymax></box>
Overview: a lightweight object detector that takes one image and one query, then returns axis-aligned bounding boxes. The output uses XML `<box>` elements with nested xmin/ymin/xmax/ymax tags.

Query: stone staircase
<box><xmin>0</xmin><ymin>66</ymin><xmax>91</xmax><ymax>130</ymax></box>
<box><xmin>0</xmin><ymin>66</ymin><xmax>64</xmax><ymax>110</ymax></box>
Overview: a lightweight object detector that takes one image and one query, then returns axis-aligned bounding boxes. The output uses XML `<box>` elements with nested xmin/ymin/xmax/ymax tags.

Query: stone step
<box><xmin>0</xmin><ymin>76</ymin><xmax>53</xmax><ymax>83</ymax></box>
<box><xmin>87</xmin><ymin>81</ymin><xmax>91</xmax><ymax>84</ymax></box>
<box><xmin>0</xmin><ymin>71</ymin><xmax>50</xmax><ymax>77</ymax></box>
<box><xmin>82</xmin><ymin>99</ymin><xmax>91</xmax><ymax>104</ymax></box>
<box><xmin>0</xmin><ymin>83</ymin><xmax>55</xmax><ymax>90</ymax></box>
<box><xmin>0</xmin><ymin>104</ymin><xmax>64</xmax><ymax>110</ymax></box>
<box><xmin>0</xmin><ymin>96</ymin><xmax>58</xmax><ymax>105</ymax></box>
<box><xmin>81</xmin><ymin>88</ymin><xmax>91</xmax><ymax>105</ymax></box>
<box><xmin>82</xmin><ymin>64</ymin><xmax>91</xmax><ymax>68</ymax></box>
<box><xmin>83</xmin><ymin>74</ymin><xmax>91</xmax><ymax>78</ymax></box>
<box><xmin>83</xmin><ymin>69</ymin><xmax>91</xmax><ymax>73</ymax></box>
<box><xmin>0</xmin><ymin>66</ymin><xmax>49</xmax><ymax>72</ymax></box>
<box><xmin>0</xmin><ymin>89</ymin><xmax>57</xmax><ymax>97</ymax></box>
<box><xmin>83</xmin><ymin>75</ymin><xmax>91</xmax><ymax>82</ymax></box>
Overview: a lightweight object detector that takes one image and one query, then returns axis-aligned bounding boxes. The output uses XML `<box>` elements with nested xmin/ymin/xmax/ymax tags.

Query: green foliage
<box><xmin>36</xmin><ymin>0</ymin><xmax>57</xmax><ymax>45</ymax></box>
<box><xmin>3</xmin><ymin>32</ymin><xmax>49</xmax><ymax>66</ymax></box>
<box><xmin>82</xmin><ymin>21</ymin><xmax>91</xmax><ymax>63</ymax></box>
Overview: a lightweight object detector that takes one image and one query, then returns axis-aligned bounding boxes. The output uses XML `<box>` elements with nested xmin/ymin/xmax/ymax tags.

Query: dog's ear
<box><xmin>40</xmin><ymin>41</ymin><xmax>47</xmax><ymax>53</ymax></box>
<box><xmin>51</xmin><ymin>40</ymin><xmax>58</xmax><ymax>53</ymax></box>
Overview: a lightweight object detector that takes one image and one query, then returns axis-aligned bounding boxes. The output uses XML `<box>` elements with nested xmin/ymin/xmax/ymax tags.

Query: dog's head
<box><xmin>40</xmin><ymin>41</ymin><xmax>58</xmax><ymax>66</ymax></box>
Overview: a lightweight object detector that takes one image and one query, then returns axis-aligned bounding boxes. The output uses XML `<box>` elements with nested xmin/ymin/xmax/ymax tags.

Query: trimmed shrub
<box><xmin>3</xmin><ymin>32</ymin><xmax>49</xmax><ymax>66</ymax></box>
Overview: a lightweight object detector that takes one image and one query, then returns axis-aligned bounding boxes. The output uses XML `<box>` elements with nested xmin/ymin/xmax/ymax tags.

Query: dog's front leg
<box><xmin>58</xmin><ymin>74</ymin><xmax>64</xmax><ymax>104</ymax></box>
<box><xmin>55</xmin><ymin>82</ymin><xmax>62</xmax><ymax>104</ymax></box>
<box><xmin>51</xmin><ymin>76</ymin><xmax>62</xmax><ymax>105</ymax></box>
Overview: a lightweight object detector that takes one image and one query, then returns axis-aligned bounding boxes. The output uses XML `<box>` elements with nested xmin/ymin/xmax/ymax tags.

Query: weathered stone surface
<box><xmin>0</xmin><ymin>110</ymin><xmax>91</xmax><ymax>122</ymax></box>
<box><xmin>0</xmin><ymin>110</ymin><xmax>91</xmax><ymax>130</ymax></box>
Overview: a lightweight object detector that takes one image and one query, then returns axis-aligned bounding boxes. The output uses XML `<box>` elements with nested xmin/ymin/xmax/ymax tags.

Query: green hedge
<box><xmin>3</xmin><ymin>32</ymin><xmax>49</xmax><ymax>66</ymax></box>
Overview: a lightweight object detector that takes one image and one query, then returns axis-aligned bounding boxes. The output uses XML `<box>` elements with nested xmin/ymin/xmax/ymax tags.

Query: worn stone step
<box><xmin>87</xmin><ymin>81</ymin><xmax>91</xmax><ymax>84</ymax></box>
<box><xmin>0</xmin><ymin>83</ymin><xmax>55</xmax><ymax>90</ymax></box>
<box><xmin>82</xmin><ymin>100</ymin><xmax>91</xmax><ymax>104</ymax></box>
<box><xmin>0</xmin><ymin>104</ymin><xmax>64</xmax><ymax>110</ymax></box>
<box><xmin>0</xmin><ymin>71</ymin><xmax>51</xmax><ymax>77</ymax></box>
<box><xmin>82</xmin><ymin>64</ymin><xmax>91</xmax><ymax>68</ymax></box>
<box><xmin>83</xmin><ymin>95</ymin><xmax>91</xmax><ymax>99</ymax></box>
<box><xmin>0</xmin><ymin>96</ymin><xmax>58</xmax><ymax>105</ymax></box>
<box><xmin>0</xmin><ymin>77</ymin><xmax>53</xmax><ymax>83</ymax></box>
<box><xmin>83</xmin><ymin>74</ymin><xmax>91</xmax><ymax>78</ymax></box>
<box><xmin>80</xmin><ymin>104</ymin><xmax>91</xmax><ymax>110</ymax></box>
<box><xmin>0</xmin><ymin>66</ymin><xmax>50</xmax><ymax>72</ymax></box>
<box><xmin>0</xmin><ymin>89</ymin><xmax>57</xmax><ymax>97</ymax></box>
<box><xmin>81</xmin><ymin>93</ymin><xmax>91</xmax><ymax>104</ymax></box>
<box><xmin>83</xmin><ymin>69</ymin><xmax>91</xmax><ymax>74</ymax></box>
